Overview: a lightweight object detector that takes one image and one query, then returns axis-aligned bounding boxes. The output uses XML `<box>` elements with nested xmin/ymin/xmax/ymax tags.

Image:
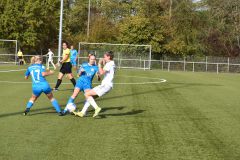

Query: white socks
<box><xmin>87</xmin><ymin>97</ymin><xmax>99</xmax><ymax>110</ymax></box>
<box><xmin>81</xmin><ymin>101</ymin><xmax>91</xmax><ymax>114</ymax></box>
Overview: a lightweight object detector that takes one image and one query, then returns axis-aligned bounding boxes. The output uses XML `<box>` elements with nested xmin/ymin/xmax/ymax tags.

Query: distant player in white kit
<box><xmin>46</xmin><ymin>49</ymin><xmax>56</xmax><ymax>70</ymax></box>
<box><xmin>73</xmin><ymin>51</ymin><xmax>115</xmax><ymax>117</ymax></box>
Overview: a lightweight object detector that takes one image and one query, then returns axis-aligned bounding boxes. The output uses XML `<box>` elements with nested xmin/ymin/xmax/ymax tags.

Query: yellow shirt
<box><xmin>62</xmin><ymin>48</ymin><xmax>70</xmax><ymax>63</ymax></box>
<box><xmin>17</xmin><ymin>51</ymin><xmax>23</xmax><ymax>57</ymax></box>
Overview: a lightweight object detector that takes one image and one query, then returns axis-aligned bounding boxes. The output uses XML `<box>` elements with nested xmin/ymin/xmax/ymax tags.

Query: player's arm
<box><xmin>25</xmin><ymin>69</ymin><xmax>30</xmax><ymax>80</ymax></box>
<box><xmin>78</xmin><ymin>66</ymin><xmax>85</xmax><ymax>76</ymax></box>
<box><xmin>41</xmin><ymin>66</ymin><xmax>54</xmax><ymax>77</ymax></box>
<box><xmin>42</xmin><ymin>70</ymin><xmax>54</xmax><ymax>77</ymax></box>
<box><xmin>74</xmin><ymin>51</ymin><xmax>78</xmax><ymax>62</ymax></box>
<box><xmin>60</xmin><ymin>55</ymin><xmax>68</xmax><ymax>63</ymax></box>
<box><xmin>96</xmin><ymin>72</ymin><xmax>101</xmax><ymax>81</ymax></box>
<box><xmin>98</xmin><ymin>59</ymin><xmax>108</xmax><ymax>75</ymax></box>
<box><xmin>60</xmin><ymin>51</ymin><xmax>70</xmax><ymax>63</ymax></box>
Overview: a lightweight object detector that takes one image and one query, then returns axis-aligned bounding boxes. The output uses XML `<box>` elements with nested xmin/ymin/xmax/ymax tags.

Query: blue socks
<box><xmin>67</xmin><ymin>97</ymin><xmax>75</xmax><ymax>104</ymax></box>
<box><xmin>51</xmin><ymin>99</ymin><xmax>61</xmax><ymax>113</ymax></box>
<box><xmin>26</xmin><ymin>101</ymin><xmax>34</xmax><ymax>109</ymax></box>
<box><xmin>63</xmin><ymin>97</ymin><xmax>75</xmax><ymax>114</ymax></box>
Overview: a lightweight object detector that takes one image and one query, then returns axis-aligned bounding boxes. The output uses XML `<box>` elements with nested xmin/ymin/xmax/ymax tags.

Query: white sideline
<box><xmin>0</xmin><ymin>79</ymin><xmax>167</xmax><ymax>85</ymax></box>
<box><xmin>0</xmin><ymin>69</ymin><xmax>167</xmax><ymax>85</ymax></box>
<box><xmin>0</xmin><ymin>69</ymin><xmax>26</xmax><ymax>73</ymax></box>
<box><xmin>0</xmin><ymin>78</ymin><xmax>166</xmax><ymax>85</ymax></box>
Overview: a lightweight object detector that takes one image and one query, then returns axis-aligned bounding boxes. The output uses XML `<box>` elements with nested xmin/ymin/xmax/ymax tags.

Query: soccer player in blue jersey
<box><xmin>23</xmin><ymin>55</ymin><xmax>64</xmax><ymax>116</ymax></box>
<box><xmin>63</xmin><ymin>54</ymin><xmax>99</xmax><ymax>114</ymax></box>
<box><xmin>70</xmin><ymin>45</ymin><xmax>79</xmax><ymax>72</ymax></box>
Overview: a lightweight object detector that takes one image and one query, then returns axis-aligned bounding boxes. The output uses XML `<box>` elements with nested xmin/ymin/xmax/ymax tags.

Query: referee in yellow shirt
<box><xmin>17</xmin><ymin>49</ymin><xmax>24</xmax><ymax>65</ymax></box>
<box><xmin>53</xmin><ymin>41</ymin><xmax>76</xmax><ymax>91</ymax></box>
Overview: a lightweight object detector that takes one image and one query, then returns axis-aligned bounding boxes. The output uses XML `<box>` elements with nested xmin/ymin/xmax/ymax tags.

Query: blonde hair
<box><xmin>30</xmin><ymin>55</ymin><xmax>42</xmax><ymax>65</ymax></box>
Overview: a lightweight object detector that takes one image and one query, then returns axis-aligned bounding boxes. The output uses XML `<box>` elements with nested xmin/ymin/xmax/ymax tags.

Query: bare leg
<box><xmin>50</xmin><ymin>60</ymin><xmax>56</xmax><ymax>70</ymax></box>
<box><xmin>47</xmin><ymin>60</ymin><xmax>50</xmax><ymax>69</ymax></box>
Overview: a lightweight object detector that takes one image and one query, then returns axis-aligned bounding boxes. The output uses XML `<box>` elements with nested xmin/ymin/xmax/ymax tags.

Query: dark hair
<box><xmin>105</xmin><ymin>51</ymin><xmax>114</xmax><ymax>60</ymax></box>
<box><xmin>88</xmin><ymin>53</ymin><xmax>95</xmax><ymax>58</ymax></box>
<box><xmin>88</xmin><ymin>53</ymin><xmax>96</xmax><ymax>59</ymax></box>
<box><xmin>62</xmin><ymin>41</ymin><xmax>69</xmax><ymax>48</ymax></box>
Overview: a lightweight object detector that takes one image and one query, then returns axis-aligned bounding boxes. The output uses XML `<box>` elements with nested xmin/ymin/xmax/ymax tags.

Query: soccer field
<box><xmin>1</xmin><ymin>65</ymin><xmax>240</xmax><ymax>160</ymax></box>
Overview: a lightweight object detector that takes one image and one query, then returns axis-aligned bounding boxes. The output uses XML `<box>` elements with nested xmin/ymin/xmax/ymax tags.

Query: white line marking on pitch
<box><xmin>0</xmin><ymin>79</ymin><xmax>167</xmax><ymax>85</ymax></box>
<box><xmin>0</xmin><ymin>70</ymin><xmax>167</xmax><ymax>85</ymax></box>
<box><xmin>0</xmin><ymin>69</ymin><xmax>26</xmax><ymax>73</ymax></box>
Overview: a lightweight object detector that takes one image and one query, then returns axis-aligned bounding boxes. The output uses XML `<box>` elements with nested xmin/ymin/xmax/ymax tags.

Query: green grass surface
<box><xmin>1</xmin><ymin>65</ymin><xmax>240</xmax><ymax>160</ymax></box>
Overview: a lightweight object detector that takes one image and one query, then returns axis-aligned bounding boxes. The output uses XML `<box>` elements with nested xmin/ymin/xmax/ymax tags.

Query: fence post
<box><xmin>217</xmin><ymin>63</ymin><xmax>219</xmax><ymax>74</ymax></box>
<box><xmin>168</xmin><ymin>61</ymin><xmax>170</xmax><ymax>72</ymax></box>
<box><xmin>193</xmin><ymin>62</ymin><xmax>195</xmax><ymax>72</ymax></box>
<box><xmin>144</xmin><ymin>60</ymin><xmax>146</xmax><ymax>71</ymax></box>
<box><xmin>118</xmin><ymin>53</ymin><xmax>120</xmax><ymax>69</ymax></box>
<box><xmin>140</xmin><ymin>57</ymin><xmax>141</xmax><ymax>69</ymax></box>
<box><xmin>206</xmin><ymin>56</ymin><xmax>208</xmax><ymax>72</ymax></box>
<box><xmin>228</xmin><ymin>57</ymin><xmax>230</xmax><ymax>72</ymax></box>
<box><xmin>119</xmin><ymin>59</ymin><xmax>121</xmax><ymax>69</ymax></box>
<box><xmin>78</xmin><ymin>56</ymin><xmax>80</xmax><ymax>67</ymax></box>
<box><xmin>162</xmin><ymin>59</ymin><xmax>164</xmax><ymax>70</ymax></box>
<box><xmin>95</xmin><ymin>51</ymin><xmax>97</xmax><ymax>58</ymax></box>
<box><xmin>46</xmin><ymin>56</ymin><xmax>47</xmax><ymax>67</ymax></box>
<box><xmin>15</xmin><ymin>40</ymin><xmax>18</xmax><ymax>65</ymax></box>
<box><xmin>184</xmin><ymin>57</ymin><xmax>186</xmax><ymax>71</ymax></box>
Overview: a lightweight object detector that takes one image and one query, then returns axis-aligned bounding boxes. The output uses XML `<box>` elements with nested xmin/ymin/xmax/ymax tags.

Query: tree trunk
<box><xmin>169</xmin><ymin>0</ymin><xmax>172</xmax><ymax>20</ymax></box>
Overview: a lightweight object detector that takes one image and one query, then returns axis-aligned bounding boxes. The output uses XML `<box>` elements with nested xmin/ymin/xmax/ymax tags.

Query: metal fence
<box><xmin>150</xmin><ymin>56</ymin><xmax>240</xmax><ymax>73</ymax></box>
<box><xmin>1</xmin><ymin>54</ymin><xmax>240</xmax><ymax>74</ymax></box>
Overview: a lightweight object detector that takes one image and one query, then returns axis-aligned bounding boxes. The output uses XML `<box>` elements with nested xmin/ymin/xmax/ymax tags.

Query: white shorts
<box><xmin>93</xmin><ymin>84</ymin><xmax>112</xmax><ymax>97</ymax></box>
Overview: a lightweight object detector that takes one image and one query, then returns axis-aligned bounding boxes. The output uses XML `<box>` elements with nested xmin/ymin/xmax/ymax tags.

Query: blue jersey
<box><xmin>70</xmin><ymin>49</ymin><xmax>78</xmax><ymax>60</ymax></box>
<box><xmin>25</xmin><ymin>64</ymin><xmax>48</xmax><ymax>86</ymax></box>
<box><xmin>78</xmin><ymin>62</ymin><xmax>98</xmax><ymax>84</ymax></box>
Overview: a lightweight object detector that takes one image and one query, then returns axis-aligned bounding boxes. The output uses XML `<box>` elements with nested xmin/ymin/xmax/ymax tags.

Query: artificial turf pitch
<box><xmin>1</xmin><ymin>65</ymin><xmax>240</xmax><ymax>160</ymax></box>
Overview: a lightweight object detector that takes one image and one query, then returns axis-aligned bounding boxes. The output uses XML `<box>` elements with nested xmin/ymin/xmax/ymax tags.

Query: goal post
<box><xmin>0</xmin><ymin>39</ymin><xmax>18</xmax><ymax>64</ymax></box>
<box><xmin>78</xmin><ymin>42</ymin><xmax>152</xmax><ymax>70</ymax></box>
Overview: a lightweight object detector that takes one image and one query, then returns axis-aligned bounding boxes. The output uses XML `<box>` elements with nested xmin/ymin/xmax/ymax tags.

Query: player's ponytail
<box><xmin>105</xmin><ymin>51</ymin><xmax>114</xmax><ymax>60</ymax></box>
<box><xmin>35</xmin><ymin>55</ymin><xmax>42</xmax><ymax>63</ymax></box>
<box><xmin>88</xmin><ymin>53</ymin><xmax>95</xmax><ymax>59</ymax></box>
<box><xmin>30</xmin><ymin>55</ymin><xmax>42</xmax><ymax>65</ymax></box>
<box><xmin>30</xmin><ymin>56</ymin><xmax>35</xmax><ymax>65</ymax></box>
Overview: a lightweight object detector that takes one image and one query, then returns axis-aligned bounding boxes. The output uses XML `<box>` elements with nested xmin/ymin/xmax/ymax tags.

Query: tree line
<box><xmin>0</xmin><ymin>0</ymin><xmax>240</xmax><ymax>58</ymax></box>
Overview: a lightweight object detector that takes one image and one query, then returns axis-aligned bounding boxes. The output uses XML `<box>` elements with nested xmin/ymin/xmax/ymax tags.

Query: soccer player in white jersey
<box><xmin>46</xmin><ymin>49</ymin><xmax>56</xmax><ymax>70</ymax></box>
<box><xmin>73</xmin><ymin>51</ymin><xmax>115</xmax><ymax>118</ymax></box>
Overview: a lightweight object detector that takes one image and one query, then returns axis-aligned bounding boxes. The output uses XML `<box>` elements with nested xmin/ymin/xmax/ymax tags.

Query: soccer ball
<box><xmin>65</xmin><ymin>103</ymin><xmax>76</xmax><ymax>113</ymax></box>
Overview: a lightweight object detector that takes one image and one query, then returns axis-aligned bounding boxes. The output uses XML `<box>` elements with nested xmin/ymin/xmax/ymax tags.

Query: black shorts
<box><xmin>18</xmin><ymin>56</ymin><xmax>23</xmax><ymax>60</ymax></box>
<box><xmin>60</xmin><ymin>62</ymin><xmax>72</xmax><ymax>74</ymax></box>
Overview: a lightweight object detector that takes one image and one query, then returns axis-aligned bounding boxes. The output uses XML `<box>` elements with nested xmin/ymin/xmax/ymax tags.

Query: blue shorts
<box><xmin>75</xmin><ymin>80</ymin><xmax>92</xmax><ymax>92</ymax></box>
<box><xmin>32</xmin><ymin>83</ymin><xmax>52</xmax><ymax>97</ymax></box>
<box><xmin>71</xmin><ymin>59</ymin><xmax>77</xmax><ymax>66</ymax></box>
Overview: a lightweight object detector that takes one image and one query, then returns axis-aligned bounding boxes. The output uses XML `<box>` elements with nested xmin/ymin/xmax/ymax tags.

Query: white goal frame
<box><xmin>78</xmin><ymin>42</ymin><xmax>152</xmax><ymax>70</ymax></box>
<box><xmin>0</xmin><ymin>39</ymin><xmax>18</xmax><ymax>64</ymax></box>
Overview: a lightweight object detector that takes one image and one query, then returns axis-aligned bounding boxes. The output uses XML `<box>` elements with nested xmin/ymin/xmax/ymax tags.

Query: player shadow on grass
<box><xmin>0</xmin><ymin>107</ymin><xmax>55</xmax><ymax>118</ymax></box>
<box><xmin>97</xmin><ymin>109</ymin><xmax>145</xmax><ymax>119</ymax></box>
<box><xmin>83</xmin><ymin>106</ymin><xmax>145</xmax><ymax>119</ymax></box>
<box><xmin>0</xmin><ymin>82</ymin><xmax>220</xmax><ymax>118</ymax></box>
<box><xmin>87</xmin><ymin>106</ymin><xmax>125</xmax><ymax>113</ymax></box>
<box><xmin>75</xmin><ymin>82</ymin><xmax>222</xmax><ymax>104</ymax></box>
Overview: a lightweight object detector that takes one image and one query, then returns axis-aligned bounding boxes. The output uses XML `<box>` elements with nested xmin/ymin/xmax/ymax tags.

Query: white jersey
<box><xmin>101</xmin><ymin>60</ymin><xmax>115</xmax><ymax>87</ymax></box>
<box><xmin>47</xmin><ymin>51</ymin><xmax>54</xmax><ymax>61</ymax></box>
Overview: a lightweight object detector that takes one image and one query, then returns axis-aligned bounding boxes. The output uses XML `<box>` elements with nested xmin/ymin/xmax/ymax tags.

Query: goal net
<box><xmin>0</xmin><ymin>39</ymin><xmax>18</xmax><ymax>64</ymax></box>
<box><xmin>78</xmin><ymin>42</ymin><xmax>152</xmax><ymax>70</ymax></box>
